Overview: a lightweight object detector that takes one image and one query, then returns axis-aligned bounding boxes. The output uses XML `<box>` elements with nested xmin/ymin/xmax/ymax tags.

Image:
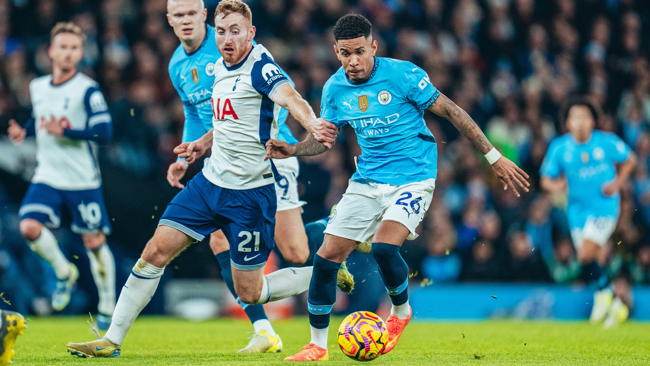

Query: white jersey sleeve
<box><xmin>29</xmin><ymin>73</ymin><xmax>111</xmax><ymax>190</ymax></box>
<box><xmin>202</xmin><ymin>45</ymin><xmax>288</xmax><ymax>190</ymax></box>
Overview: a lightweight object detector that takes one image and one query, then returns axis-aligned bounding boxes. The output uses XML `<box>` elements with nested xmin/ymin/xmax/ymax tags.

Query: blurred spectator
<box><xmin>460</xmin><ymin>238</ymin><xmax>502</xmax><ymax>282</ymax></box>
<box><xmin>503</xmin><ymin>230</ymin><xmax>549</xmax><ymax>282</ymax></box>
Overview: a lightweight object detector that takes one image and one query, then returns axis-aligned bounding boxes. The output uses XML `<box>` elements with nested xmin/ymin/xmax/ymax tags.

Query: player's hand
<box><xmin>7</xmin><ymin>119</ymin><xmax>26</xmax><ymax>144</ymax></box>
<box><xmin>174</xmin><ymin>140</ymin><xmax>208</xmax><ymax>164</ymax></box>
<box><xmin>491</xmin><ymin>157</ymin><xmax>530</xmax><ymax>198</ymax></box>
<box><xmin>265</xmin><ymin>139</ymin><xmax>295</xmax><ymax>160</ymax></box>
<box><xmin>167</xmin><ymin>161</ymin><xmax>189</xmax><ymax>189</ymax></box>
<box><xmin>602</xmin><ymin>180</ymin><xmax>622</xmax><ymax>197</ymax></box>
<box><xmin>43</xmin><ymin>117</ymin><xmax>64</xmax><ymax>136</ymax></box>
<box><xmin>309</xmin><ymin>118</ymin><xmax>338</xmax><ymax>148</ymax></box>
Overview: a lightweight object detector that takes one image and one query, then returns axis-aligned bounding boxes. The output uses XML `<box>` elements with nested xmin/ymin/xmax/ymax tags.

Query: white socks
<box><xmin>105</xmin><ymin>258</ymin><xmax>164</xmax><ymax>345</ymax></box>
<box><xmin>310</xmin><ymin>325</ymin><xmax>328</xmax><ymax>349</ymax></box>
<box><xmin>391</xmin><ymin>300</ymin><xmax>411</xmax><ymax>319</ymax></box>
<box><xmin>256</xmin><ymin>267</ymin><xmax>313</xmax><ymax>304</ymax></box>
<box><xmin>87</xmin><ymin>245</ymin><xmax>116</xmax><ymax>316</ymax></box>
<box><xmin>28</xmin><ymin>227</ymin><xmax>70</xmax><ymax>279</ymax></box>
<box><xmin>253</xmin><ymin>319</ymin><xmax>276</xmax><ymax>336</ymax></box>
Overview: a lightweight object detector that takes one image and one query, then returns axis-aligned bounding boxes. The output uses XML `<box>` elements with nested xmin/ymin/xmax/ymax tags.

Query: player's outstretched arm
<box><xmin>173</xmin><ymin>128</ymin><xmax>214</xmax><ymax>164</ymax></box>
<box><xmin>265</xmin><ymin>132</ymin><xmax>335</xmax><ymax>160</ymax></box>
<box><xmin>428</xmin><ymin>93</ymin><xmax>530</xmax><ymax>197</ymax></box>
<box><xmin>270</xmin><ymin>83</ymin><xmax>338</xmax><ymax>148</ymax></box>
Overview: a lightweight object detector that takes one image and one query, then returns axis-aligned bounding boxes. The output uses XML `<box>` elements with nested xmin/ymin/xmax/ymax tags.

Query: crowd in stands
<box><xmin>1</xmin><ymin>0</ymin><xmax>650</xmax><ymax>314</ymax></box>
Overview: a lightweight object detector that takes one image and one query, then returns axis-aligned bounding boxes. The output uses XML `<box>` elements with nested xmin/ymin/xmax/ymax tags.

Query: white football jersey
<box><xmin>203</xmin><ymin>44</ymin><xmax>289</xmax><ymax>190</ymax></box>
<box><xmin>29</xmin><ymin>73</ymin><xmax>112</xmax><ymax>190</ymax></box>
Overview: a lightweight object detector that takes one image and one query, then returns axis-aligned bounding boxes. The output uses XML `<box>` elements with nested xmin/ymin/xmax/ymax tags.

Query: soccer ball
<box><xmin>338</xmin><ymin>311</ymin><xmax>388</xmax><ymax>361</ymax></box>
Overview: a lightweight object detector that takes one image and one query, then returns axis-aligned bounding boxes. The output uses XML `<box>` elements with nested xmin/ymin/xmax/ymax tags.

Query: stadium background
<box><xmin>0</xmin><ymin>0</ymin><xmax>649</xmax><ymax>320</ymax></box>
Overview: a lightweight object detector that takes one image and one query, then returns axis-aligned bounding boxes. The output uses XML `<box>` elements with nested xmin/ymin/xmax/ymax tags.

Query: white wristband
<box><xmin>484</xmin><ymin>147</ymin><xmax>502</xmax><ymax>165</ymax></box>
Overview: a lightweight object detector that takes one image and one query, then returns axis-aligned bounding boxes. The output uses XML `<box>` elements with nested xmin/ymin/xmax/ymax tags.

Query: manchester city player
<box><xmin>7</xmin><ymin>23</ymin><xmax>115</xmax><ymax>329</ymax></box>
<box><xmin>66</xmin><ymin>1</ymin><xmax>339</xmax><ymax>358</ymax></box>
<box><xmin>541</xmin><ymin>98</ymin><xmax>636</xmax><ymax>326</ymax></box>
<box><xmin>163</xmin><ymin>0</ymin><xmax>351</xmax><ymax>353</ymax></box>
<box><xmin>266</xmin><ymin>15</ymin><xmax>529</xmax><ymax>361</ymax></box>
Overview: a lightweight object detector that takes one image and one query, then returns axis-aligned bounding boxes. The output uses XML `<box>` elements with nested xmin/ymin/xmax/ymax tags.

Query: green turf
<box><xmin>11</xmin><ymin>316</ymin><xmax>650</xmax><ymax>365</ymax></box>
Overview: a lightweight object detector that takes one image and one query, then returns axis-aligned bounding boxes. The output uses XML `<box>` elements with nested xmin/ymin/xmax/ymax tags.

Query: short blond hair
<box><xmin>214</xmin><ymin>0</ymin><xmax>252</xmax><ymax>23</ymax></box>
<box><xmin>50</xmin><ymin>22</ymin><xmax>86</xmax><ymax>44</ymax></box>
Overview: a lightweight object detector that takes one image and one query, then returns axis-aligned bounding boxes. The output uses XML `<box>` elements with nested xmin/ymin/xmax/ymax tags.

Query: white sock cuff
<box><xmin>256</xmin><ymin>276</ymin><xmax>271</xmax><ymax>304</ymax></box>
<box><xmin>29</xmin><ymin>226</ymin><xmax>55</xmax><ymax>247</ymax></box>
<box><xmin>132</xmin><ymin>258</ymin><xmax>164</xmax><ymax>279</ymax></box>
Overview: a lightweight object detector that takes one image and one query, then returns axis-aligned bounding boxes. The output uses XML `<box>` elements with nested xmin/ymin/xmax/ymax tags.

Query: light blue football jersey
<box><xmin>540</xmin><ymin>130</ymin><xmax>632</xmax><ymax>229</ymax></box>
<box><xmin>168</xmin><ymin>25</ymin><xmax>297</xmax><ymax>145</ymax></box>
<box><xmin>321</xmin><ymin>57</ymin><xmax>440</xmax><ymax>185</ymax></box>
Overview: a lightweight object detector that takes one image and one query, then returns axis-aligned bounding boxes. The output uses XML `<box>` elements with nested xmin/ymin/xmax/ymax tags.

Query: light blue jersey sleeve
<box><xmin>320</xmin><ymin>78</ymin><xmax>343</xmax><ymax>128</ymax></box>
<box><xmin>603</xmin><ymin>133</ymin><xmax>632</xmax><ymax>163</ymax></box>
<box><xmin>540</xmin><ymin>139</ymin><xmax>564</xmax><ymax>178</ymax></box>
<box><xmin>402</xmin><ymin>63</ymin><xmax>440</xmax><ymax>111</ymax></box>
<box><xmin>168</xmin><ymin>63</ymin><xmax>207</xmax><ymax>146</ymax></box>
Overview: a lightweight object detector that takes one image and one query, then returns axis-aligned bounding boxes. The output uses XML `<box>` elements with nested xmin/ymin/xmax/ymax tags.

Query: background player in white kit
<box><xmin>66</xmin><ymin>1</ymin><xmax>338</xmax><ymax>358</ymax></box>
<box><xmin>6</xmin><ymin>23</ymin><xmax>115</xmax><ymax>329</ymax></box>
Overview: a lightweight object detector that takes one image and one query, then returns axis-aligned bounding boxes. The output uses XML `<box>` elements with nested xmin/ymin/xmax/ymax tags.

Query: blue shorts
<box><xmin>19</xmin><ymin>183</ymin><xmax>112</xmax><ymax>235</ymax></box>
<box><xmin>159</xmin><ymin>172</ymin><xmax>277</xmax><ymax>271</ymax></box>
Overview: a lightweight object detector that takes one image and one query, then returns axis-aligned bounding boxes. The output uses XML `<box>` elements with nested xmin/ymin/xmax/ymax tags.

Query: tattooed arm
<box><xmin>428</xmin><ymin>93</ymin><xmax>530</xmax><ymax>197</ymax></box>
<box><xmin>427</xmin><ymin>93</ymin><xmax>493</xmax><ymax>154</ymax></box>
<box><xmin>265</xmin><ymin>132</ymin><xmax>335</xmax><ymax>160</ymax></box>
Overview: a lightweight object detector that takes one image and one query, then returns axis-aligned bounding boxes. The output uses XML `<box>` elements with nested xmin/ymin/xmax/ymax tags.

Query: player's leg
<box><xmin>209</xmin><ymin>230</ymin><xmax>280</xmax><ymax>353</ymax></box>
<box><xmin>286</xmin><ymin>182</ymin><xmax>382</xmax><ymax>361</ymax></box>
<box><xmin>67</xmin><ymin>172</ymin><xmax>218</xmax><ymax>357</ymax></box>
<box><xmin>68</xmin><ymin>187</ymin><xmax>116</xmax><ymax>330</ymax></box>
<box><xmin>82</xmin><ymin>232</ymin><xmax>115</xmax><ymax>330</ymax></box>
<box><xmin>274</xmin><ymin>208</ymin><xmax>310</xmax><ymax>265</ymax></box>
<box><xmin>18</xmin><ymin>184</ymin><xmax>77</xmax><ymax>311</ymax></box>
<box><xmin>574</xmin><ymin>217</ymin><xmax>618</xmax><ymax>323</ymax></box>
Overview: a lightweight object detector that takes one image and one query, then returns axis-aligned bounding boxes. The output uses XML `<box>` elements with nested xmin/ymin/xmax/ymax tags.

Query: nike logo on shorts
<box><xmin>244</xmin><ymin>254</ymin><xmax>261</xmax><ymax>262</ymax></box>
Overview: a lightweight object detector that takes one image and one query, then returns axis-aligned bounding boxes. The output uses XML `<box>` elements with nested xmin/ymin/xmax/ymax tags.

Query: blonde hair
<box><xmin>214</xmin><ymin>0</ymin><xmax>252</xmax><ymax>23</ymax></box>
<box><xmin>50</xmin><ymin>22</ymin><xmax>86</xmax><ymax>44</ymax></box>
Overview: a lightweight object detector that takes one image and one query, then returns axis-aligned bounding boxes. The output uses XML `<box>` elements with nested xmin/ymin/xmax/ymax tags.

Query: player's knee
<box><xmin>209</xmin><ymin>231</ymin><xmax>229</xmax><ymax>255</ymax></box>
<box><xmin>278</xmin><ymin>242</ymin><xmax>310</xmax><ymax>265</ymax></box>
<box><xmin>141</xmin><ymin>239</ymin><xmax>170</xmax><ymax>268</ymax></box>
<box><xmin>19</xmin><ymin>219</ymin><xmax>42</xmax><ymax>242</ymax></box>
<box><xmin>235</xmin><ymin>285</ymin><xmax>260</xmax><ymax>305</ymax></box>
<box><xmin>577</xmin><ymin>241</ymin><xmax>599</xmax><ymax>263</ymax></box>
<box><xmin>82</xmin><ymin>233</ymin><xmax>105</xmax><ymax>251</ymax></box>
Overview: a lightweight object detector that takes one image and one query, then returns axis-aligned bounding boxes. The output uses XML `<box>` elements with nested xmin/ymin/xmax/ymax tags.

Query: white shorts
<box><xmin>570</xmin><ymin>216</ymin><xmax>617</xmax><ymax>248</ymax></box>
<box><xmin>325</xmin><ymin>178</ymin><xmax>436</xmax><ymax>242</ymax></box>
<box><xmin>273</xmin><ymin>157</ymin><xmax>306</xmax><ymax>212</ymax></box>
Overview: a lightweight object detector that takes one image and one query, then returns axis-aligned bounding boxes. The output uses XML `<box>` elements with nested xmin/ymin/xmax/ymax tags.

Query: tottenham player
<box><xmin>266</xmin><ymin>15</ymin><xmax>529</xmax><ymax>361</ymax></box>
<box><xmin>164</xmin><ymin>0</ymin><xmax>351</xmax><ymax>353</ymax></box>
<box><xmin>7</xmin><ymin>23</ymin><xmax>115</xmax><ymax>329</ymax></box>
<box><xmin>66</xmin><ymin>1</ymin><xmax>339</xmax><ymax>358</ymax></box>
<box><xmin>541</xmin><ymin>98</ymin><xmax>636</xmax><ymax>326</ymax></box>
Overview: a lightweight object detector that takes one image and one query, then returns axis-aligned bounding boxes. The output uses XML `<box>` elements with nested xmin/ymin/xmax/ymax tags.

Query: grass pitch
<box><xmin>12</xmin><ymin>316</ymin><xmax>650</xmax><ymax>365</ymax></box>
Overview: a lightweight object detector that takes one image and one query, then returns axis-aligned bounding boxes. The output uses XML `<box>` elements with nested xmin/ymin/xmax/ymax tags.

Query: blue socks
<box><xmin>304</xmin><ymin>218</ymin><xmax>328</xmax><ymax>266</ymax></box>
<box><xmin>308</xmin><ymin>254</ymin><xmax>340</xmax><ymax>329</ymax></box>
<box><xmin>372</xmin><ymin>242</ymin><xmax>409</xmax><ymax>306</ymax></box>
<box><xmin>582</xmin><ymin>261</ymin><xmax>609</xmax><ymax>290</ymax></box>
<box><xmin>215</xmin><ymin>251</ymin><xmax>268</xmax><ymax>323</ymax></box>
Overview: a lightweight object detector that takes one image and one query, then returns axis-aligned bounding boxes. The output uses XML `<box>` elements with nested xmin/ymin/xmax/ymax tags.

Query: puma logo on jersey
<box><xmin>211</xmin><ymin>98</ymin><xmax>239</xmax><ymax>120</ymax></box>
<box><xmin>342</xmin><ymin>100</ymin><xmax>352</xmax><ymax>108</ymax></box>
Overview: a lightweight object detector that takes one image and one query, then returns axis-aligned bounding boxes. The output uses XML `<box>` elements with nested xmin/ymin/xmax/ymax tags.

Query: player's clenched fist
<box><xmin>308</xmin><ymin>118</ymin><xmax>338</xmax><ymax>148</ymax></box>
<box><xmin>7</xmin><ymin>119</ymin><xmax>26</xmax><ymax>144</ymax></box>
<box><xmin>173</xmin><ymin>129</ymin><xmax>213</xmax><ymax>164</ymax></box>
<box><xmin>167</xmin><ymin>161</ymin><xmax>189</xmax><ymax>189</ymax></box>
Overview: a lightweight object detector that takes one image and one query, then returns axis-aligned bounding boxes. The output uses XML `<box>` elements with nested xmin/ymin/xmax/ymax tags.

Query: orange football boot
<box><xmin>284</xmin><ymin>343</ymin><xmax>328</xmax><ymax>361</ymax></box>
<box><xmin>382</xmin><ymin>307</ymin><xmax>412</xmax><ymax>354</ymax></box>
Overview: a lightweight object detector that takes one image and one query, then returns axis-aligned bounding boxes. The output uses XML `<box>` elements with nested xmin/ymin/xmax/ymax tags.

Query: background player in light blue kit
<box><xmin>541</xmin><ymin>98</ymin><xmax>637</xmax><ymax>327</ymax></box>
<box><xmin>163</xmin><ymin>0</ymin><xmax>350</xmax><ymax>354</ymax></box>
<box><xmin>267</xmin><ymin>14</ymin><xmax>529</xmax><ymax>361</ymax></box>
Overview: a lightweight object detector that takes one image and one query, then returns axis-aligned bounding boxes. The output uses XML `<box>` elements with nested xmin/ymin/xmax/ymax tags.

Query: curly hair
<box><xmin>333</xmin><ymin>14</ymin><xmax>372</xmax><ymax>41</ymax></box>
<box><xmin>215</xmin><ymin>0</ymin><xmax>252</xmax><ymax>23</ymax></box>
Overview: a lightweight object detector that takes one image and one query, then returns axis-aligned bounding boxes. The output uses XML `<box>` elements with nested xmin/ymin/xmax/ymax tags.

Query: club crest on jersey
<box><xmin>191</xmin><ymin>68</ymin><xmax>199</xmax><ymax>84</ymax></box>
<box><xmin>205</xmin><ymin>62</ymin><xmax>216</xmax><ymax>76</ymax></box>
<box><xmin>358</xmin><ymin>95</ymin><xmax>369</xmax><ymax>112</ymax></box>
<box><xmin>377</xmin><ymin>90</ymin><xmax>391</xmax><ymax>105</ymax></box>
<box><xmin>581</xmin><ymin>152</ymin><xmax>589</xmax><ymax>163</ymax></box>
